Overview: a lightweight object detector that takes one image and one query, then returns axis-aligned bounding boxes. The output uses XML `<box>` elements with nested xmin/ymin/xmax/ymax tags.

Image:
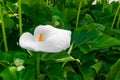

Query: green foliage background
<box><xmin>0</xmin><ymin>0</ymin><xmax>120</xmax><ymax>80</ymax></box>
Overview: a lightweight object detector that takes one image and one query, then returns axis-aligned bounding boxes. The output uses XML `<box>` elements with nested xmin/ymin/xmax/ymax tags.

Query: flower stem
<box><xmin>0</xmin><ymin>3</ymin><xmax>8</xmax><ymax>52</ymax></box>
<box><xmin>49</xmin><ymin>0</ymin><xmax>51</xmax><ymax>4</ymax></box>
<box><xmin>102</xmin><ymin>1</ymin><xmax>105</xmax><ymax>13</ymax></box>
<box><xmin>117</xmin><ymin>13</ymin><xmax>120</xmax><ymax>29</ymax></box>
<box><xmin>111</xmin><ymin>3</ymin><xmax>120</xmax><ymax>29</ymax></box>
<box><xmin>96</xmin><ymin>0</ymin><xmax>99</xmax><ymax>3</ymax></box>
<box><xmin>51</xmin><ymin>0</ymin><xmax>53</xmax><ymax>4</ymax></box>
<box><xmin>75</xmin><ymin>0</ymin><xmax>82</xmax><ymax>30</ymax></box>
<box><xmin>18</xmin><ymin>0</ymin><xmax>23</xmax><ymax>35</ymax></box>
<box><xmin>36</xmin><ymin>52</ymin><xmax>40</xmax><ymax>80</ymax></box>
<box><xmin>117</xmin><ymin>3</ymin><xmax>120</xmax><ymax>29</ymax></box>
<box><xmin>46</xmin><ymin>0</ymin><xmax>49</xmax><ymax>6</ymax></box>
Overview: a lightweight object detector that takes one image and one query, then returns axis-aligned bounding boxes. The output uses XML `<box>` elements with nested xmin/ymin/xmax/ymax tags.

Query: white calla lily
<box><xmin>19</xmin><ymin>25</ymin><xmax>71</xmax><ymax>53</ymax></box>
<box><xmin>109</xmin><ymin>0</ymin><xmax>120</xmax><ymax>3</ymax></box>
<box><xmin>92</xmin><ymin>0</ymin><xmax>120</xmax><ymax>5</ymax></box>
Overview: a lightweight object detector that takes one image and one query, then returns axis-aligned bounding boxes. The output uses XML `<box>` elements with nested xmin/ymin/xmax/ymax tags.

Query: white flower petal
<box><xmin>17</xmin><ymin>65</ymin><xmax>25</xmax><ymax>71</ymax></box>
<box><xmin>34</xmin><ymin>25</ymin><xmax>55</xmax><ymax>40</ymax></box>
<box><xmin>92</xmin><ymin>0</ymin><xmax>97</xmax><ymax>5</ymax></box>
<box><xmin>34</xmin><ymin>29</ymin><xmax>71</xmax><ymax>52</ymax></box>
<box><xmin>19</xmin><ymin>32</ymin><xmax>37</xmax><ymax>51</ymax></box>
<box><xmin>19</xmin><ymin>25</ymin><xmax>71</xmax><ymax>53</ymax></box>
<box><xmin>109</xmin><ymin>0</ymin><xmax>120</xmax><ymax>3</ymax></box>
<box><xmin>92</xmin><ymin>0</ymin><xmax>120</xmax><ymax>4</ymax></box>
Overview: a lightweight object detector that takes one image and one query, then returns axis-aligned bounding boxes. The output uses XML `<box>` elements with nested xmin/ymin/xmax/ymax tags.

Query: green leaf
<box><xmin>19</xmin><ymin>64</ymin><xmax>35</xmax><ymax>80</ymax></box>
<box><xmin>115</xmin><ymin>70</ymin><xmax>120</xmax><ymax>80</ymax></box>
<box><xmin>91</xmin><ymin>35</ymin><xmax>120</xmax><ymax>49</ymax></box>
<box><xmin>78</xmin><ymin>44</ymin><xmax>90</xmax><ymax>54</ymax></box>
<box><xmin>49</xmin><ymin>6</ymin><xmax>72</xmax><ymax>29</ymax></box>
<box><xmin>21</xmin><ymin>4</ymin><xmax>52</xmax><ymax>25</ymax></box>
<box><xmin>0</xmin><ymin>66</ymin><xmax>17</xmax><ymax>80</ymax></box>
<box><xmin>47</xmin><ymin>64</ymin><xmax>67</xmax><ymax>80</ymax></box>
<box><xmin>103</xmin><ymin>27</ymin><xmax>120</xmax><ymax>36</ymax></box>
<box><xmin>92</xmin><ymin>61</ymin><xmax>103</xmax><ymax>74</ymax></box>
<box><xmin>0</xmin><ymin>51</ymin><xmax>14</xmax><ymax>65</ymax></box>
<box><xmin>106</xmin><ymin>59</ymin><xmax>120</xmax><ymax>80</ymax></box>
<box><xmin>41</xmin><ymin>52</ymin><xmax>79</xmax><ymax>63</ymax></box>
<box><xmin>78</xmin><ymin>52</ymin><xmax>95</xmax><ymax>66</ymax></box>
<box><xmin>14</xmin><ymin>52</ymin><xmax>27</xmax><ymax>60</ymax></box>
<box><xmin>6</xmin><ymin>0</ymin><xmax>17</xmax><ymax>3</ymax></box>
<box><xmin>92</xmin><ymin>10</ymin><xmax>102</xmax><ymax>18</ymax></box>
<box><xmin>4</xmin><ymin>14</ymin><xmax>15</xmax><ymax>29</ymax></box>
<box><xmin>66</xmin><ymin>71</ymin><xmax>82</xmax><ymax>80</ymax></box>
<box><xmin>85</xmin><ymin>14</ymin><xmax>94</xmax><ymax>24</ymax></box>
<box><xmin>80</xmin><ymin>66</ymin><xmax>96</xmax><ymax>80</ymax></box>
<box><xmin>103</xmin><ymin>4</ymin><xmax>113</xmax><ymax>16</ymax></box>
<box><xmin>0</xmin><ymin>65</ymin><xmax>35</xmax><ymax>80</ymax></box>
<box><xmin>65</xmin><ymin>0</ymin><xmax>94</xmax><ymax>9</ymax></box>
<box><xmin>21</xmin><ymin>0</ymin><xmax>43</xmax><ymax>6</ymax></box>
<box><xmin>64</xmin><ymin>8</ymin><xmax>77</xmax><ymax>21</ymax></box>
<box><xmin>72</xmin><ymin>24</ymin><xmax>103</xmax><ymax>47</ymax></box>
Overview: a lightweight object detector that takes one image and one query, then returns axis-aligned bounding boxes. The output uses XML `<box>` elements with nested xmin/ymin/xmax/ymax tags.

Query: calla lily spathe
<box><xmin>19</xmin><ymin>25</ymin><xmax>71</xmax><ymax>53</ymax></box>
<box><xmin>92</xmin><ymin>0</ymin><xmax>120</xmax><ymax>4</ymax></box>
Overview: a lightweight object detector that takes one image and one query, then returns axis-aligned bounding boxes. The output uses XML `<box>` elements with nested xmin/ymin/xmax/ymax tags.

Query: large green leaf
<box><xmin>91</xmin><ymin>34</ymin><xmax>120</xmax><ymax>50</ymax></box>
<box><xmin>106</xmin><ymin>59</ymin><xmax>120</xmax><ymax>80</ymax></box>
<box><xmin>103</xmin><ymin>27</ymin><xmax>120</xmax><ymax>36</ymax></box>
<box><xmin>64</xmin><ymin>8</ymin><xmax>77</xmax><ymax>21</ymax></box>
<box><xmin>49</xmin><ymin>6</ymin><xmax>72</xmax><ymax>29</ymax></box>
<box><xmin>21</xmin><ymin>4</ymin><xmax>52</xmax><ymax>25</ymax></box>
<box><xmin>72</xmin><ymin>23</ymin><xmax>120</xmax><ymax>53</ymax></box>
<box><xmin>72</xmin><ymin>24</ymin><xmax>103</xmax><ymax>47</ymax></box>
